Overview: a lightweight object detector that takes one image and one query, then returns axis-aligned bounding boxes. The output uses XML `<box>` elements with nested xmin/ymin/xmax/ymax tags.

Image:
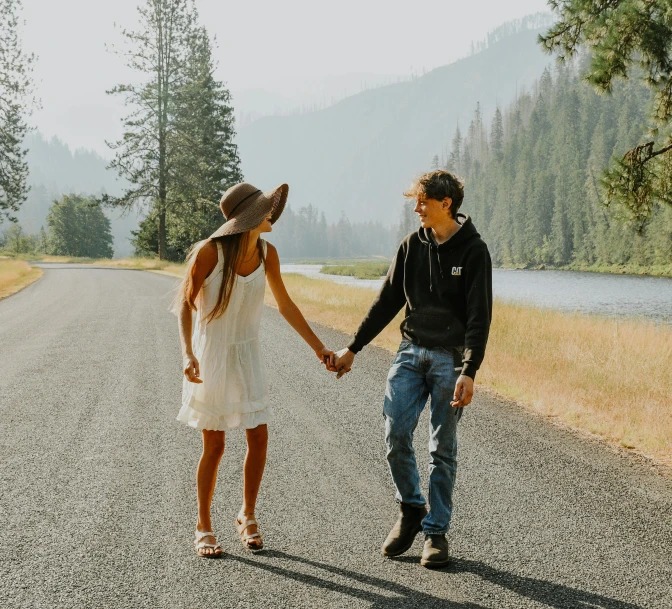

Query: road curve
<box><xmin>0</xmin><ymin>264</ymin><xmax>671</xmax><ymax>609</ymax></box>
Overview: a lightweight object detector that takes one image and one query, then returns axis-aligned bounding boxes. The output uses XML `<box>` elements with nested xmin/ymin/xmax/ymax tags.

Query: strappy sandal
<box><xmin>236</xmin><ymin>514</ymin><xmax>263</xmax><ymax>551</ymax></box>
<box><xmin>194</xmin><ymin>530</ymin><xmax>222</xmax><ymax>558</ymax></box>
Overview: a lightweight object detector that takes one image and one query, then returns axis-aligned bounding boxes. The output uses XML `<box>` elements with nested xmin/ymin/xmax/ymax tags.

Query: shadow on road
<box><xmin>392</xmin><ymin>555</ymin><xmax>645</xmax><ymax>609</ymax></box>
<box><xmin>228</xmin><ymin>549</ymin><xmax>485</xmax><ymax>608</ymax></box>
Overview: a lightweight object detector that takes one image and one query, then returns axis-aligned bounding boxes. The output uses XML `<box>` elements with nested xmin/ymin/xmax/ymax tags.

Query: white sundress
<box><xmin>177</xmin><ymin>240</ymin><xmax>272</xmax><ymax>431</ymax></box>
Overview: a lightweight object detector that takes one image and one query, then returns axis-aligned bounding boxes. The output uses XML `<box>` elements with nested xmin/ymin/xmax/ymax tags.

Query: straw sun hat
<box><xmin>209</xmin><ymin>182</ymin><xmax>289</xmax><ymax>238</ymax></box>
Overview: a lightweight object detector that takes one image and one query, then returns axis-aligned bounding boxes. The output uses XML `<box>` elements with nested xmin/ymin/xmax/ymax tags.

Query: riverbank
<box><xmin>0</xmin><ymin>259</ymin><xmax>43</xmax><ymax>300</ymax></box>
<box><xmin>500</xmin><ymin>261</ymin><xmax>672</xmax><ymax>278</ymax></box>
<box><xmin>265</xmin><ymin>273</ymin><xmax>672</xmax><ymax>467</ymax></box>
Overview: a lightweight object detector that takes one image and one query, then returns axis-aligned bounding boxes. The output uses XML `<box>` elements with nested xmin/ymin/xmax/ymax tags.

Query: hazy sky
<box><xmin>20</xmin><ymin>0</ymin><xmax>550</xmax><ymax>154</ymax></box>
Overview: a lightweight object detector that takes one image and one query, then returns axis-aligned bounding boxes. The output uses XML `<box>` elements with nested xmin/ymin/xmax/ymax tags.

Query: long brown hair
<box><xmin>175</xmin><ymin>232</ymin><xmax>266</xmax><ymax>323</ymax></box>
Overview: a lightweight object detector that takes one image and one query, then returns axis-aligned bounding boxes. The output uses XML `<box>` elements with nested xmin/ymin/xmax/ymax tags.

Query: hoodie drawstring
<box><xmin>428</xmin><ymin>241</ymin><xmax>446</xmax><ymax>293</ymax></box>
<box><xmin>429</xmin><ymin>242</ymin><xmax>433</xmax><ymax>292</ymax></box>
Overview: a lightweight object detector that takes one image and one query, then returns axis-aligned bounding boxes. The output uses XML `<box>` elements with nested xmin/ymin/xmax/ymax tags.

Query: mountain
<box><xmin>233</xmin><ymin>72</ymin><xmax>403</xmax><ymax>128</ymax></box>
<box><xmin>16</xmin><ymin>133</ymin><xmax>141</xmax><ymax>257</ymax></box>
<box><xmin>237</xmin><ymin>23</ymin><xmax>554</xmax><ymax>223</ymax></box>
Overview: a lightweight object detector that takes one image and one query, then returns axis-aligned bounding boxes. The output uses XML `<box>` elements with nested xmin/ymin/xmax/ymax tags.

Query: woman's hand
<box><xmin>183</xmin><ymin>353</ymin><xmax>203</xmax><ymax>384</ymax></box>
<box><xmin>316</xmin><ymin>347</ymin><xmax>337</xmax><ymax>371</ymax></box>
<box><xmin>334</xmin><ymin>348</ymin><xmax>355</xmax><ymax>379</ymax></box>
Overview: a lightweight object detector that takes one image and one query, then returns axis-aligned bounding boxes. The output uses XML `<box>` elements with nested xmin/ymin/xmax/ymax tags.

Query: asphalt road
<box><xmin>1</xmin><ymin>264</ymin><xmax>671</xmax><ymax>609</ymax></box>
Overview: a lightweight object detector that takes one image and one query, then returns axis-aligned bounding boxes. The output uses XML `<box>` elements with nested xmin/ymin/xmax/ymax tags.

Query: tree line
<box><xmin>3</xmin><ymin>0</ymin><xmax>672</xmax><ymax>267</ymax></box>
<box><xmin>0</xmin><ymin>194</ymin><xmax>114</xmax><ymax>258</ymax></box>
<box><xmin>441</xmin><ymin>61</ymin><xmax>672</xmax><ymax>269</ymax></box>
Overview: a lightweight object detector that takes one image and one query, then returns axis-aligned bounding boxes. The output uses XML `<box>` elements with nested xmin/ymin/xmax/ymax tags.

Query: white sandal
<box><xmin>194</xmin><ymin>530</ymin><xmax>222</xmax><ymax>558</ymax></box>
<box><xmin>236</xmin><ymin>514</ymin><xmax>263</xmax><ymax>551</ymax></box>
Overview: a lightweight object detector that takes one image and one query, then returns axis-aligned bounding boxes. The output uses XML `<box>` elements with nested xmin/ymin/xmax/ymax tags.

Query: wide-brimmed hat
<box><xmin>209</xmin><ymin>182</ymin><xmax>288</xmax><ymax>238</ymax></box>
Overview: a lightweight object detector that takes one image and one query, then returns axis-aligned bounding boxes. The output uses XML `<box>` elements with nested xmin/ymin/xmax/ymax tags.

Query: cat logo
<box><xmin>452</xmin><ymin>267</ymin><xmax>462</xmax><ymax>276</ymax></box>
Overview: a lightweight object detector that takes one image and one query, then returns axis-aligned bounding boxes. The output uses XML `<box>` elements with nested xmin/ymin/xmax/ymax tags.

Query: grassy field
<box><xmin>320</xmin><ymin>261</ymin><xmax>391</xmax><ymax>280</ymax></box>
<box><xmin>0</xmin><ymin>259</ymin><xmax>43</xmax><ymax>300</ymax></box>
<box><xmin>265</xmin><ymin>274</ymin><xmax>672</xmax><ymax>466</ymax></box>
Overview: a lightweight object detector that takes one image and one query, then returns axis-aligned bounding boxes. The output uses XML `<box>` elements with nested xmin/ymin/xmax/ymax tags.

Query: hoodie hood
<box><xmin>417</xmin><ymin>213</ymin><xmax>481</xmax><ymax>291</ymax></box>
<box><xmin>417</xmin><ymin>213</ymin><xmax>481</xmax><ymax>250</ymax></box>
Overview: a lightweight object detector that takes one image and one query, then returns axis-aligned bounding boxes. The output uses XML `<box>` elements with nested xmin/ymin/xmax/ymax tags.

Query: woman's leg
<box><xmin>196</xmin><ymin>429</ymin><xmax>225</xmax><ymax>556</ymax></box>
<box><xmin>238</xmin><ymin>424</ymin><xmax>268</xmax><ymax>547</ymax></box>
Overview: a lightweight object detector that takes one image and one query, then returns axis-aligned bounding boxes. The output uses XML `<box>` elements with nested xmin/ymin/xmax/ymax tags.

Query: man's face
<box><xmin>414</xmin><ymin>193</ymin><xmax>452</xmax><ymax>229</ymax></box>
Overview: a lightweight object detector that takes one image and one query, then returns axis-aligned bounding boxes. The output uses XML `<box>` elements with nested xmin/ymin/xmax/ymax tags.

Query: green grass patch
<box><xmin>320</xmin><ymin>260</ymin><xmax>391</xmax><ymax>279</ymax></box>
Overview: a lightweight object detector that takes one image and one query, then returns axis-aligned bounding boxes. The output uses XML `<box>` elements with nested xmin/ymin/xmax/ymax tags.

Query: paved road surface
<box><xmin>1</xmin><ymin>264</ymin><xmax>671</xmax><ymax>608</ymax></box>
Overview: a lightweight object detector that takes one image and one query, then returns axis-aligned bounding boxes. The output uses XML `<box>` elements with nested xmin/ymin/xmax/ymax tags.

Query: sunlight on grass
<box><xmin>0</xmin><ymin>259</ymin><xmax>43</xmax><ymax>300</ymax></box>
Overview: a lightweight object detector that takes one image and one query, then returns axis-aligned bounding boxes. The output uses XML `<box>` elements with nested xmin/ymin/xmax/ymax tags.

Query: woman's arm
<box><xmin>179</xmin><ymin>240</ymin><xmax>218</xmax><ymax>383</ymax></box>
<box><xmin>265</xmin><ymin>242</ymin><xmax>335</xmax><ymax>368</ymax></box>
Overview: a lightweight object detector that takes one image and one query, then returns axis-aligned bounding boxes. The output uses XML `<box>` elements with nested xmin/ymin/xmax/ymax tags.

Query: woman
<box><xmin>174</xmin><ymin>182</ymin><xmax>335</xmax><ymax>558</ymax></box>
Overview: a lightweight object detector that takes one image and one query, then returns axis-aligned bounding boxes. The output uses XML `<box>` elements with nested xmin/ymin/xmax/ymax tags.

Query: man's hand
<box><xmin>183</xmin><ymin>353</ymin><xmax>202</xmax><ymax>384</ymax></box>
<box><xmin>316</xmin><ymin>347</ymin><xmax>337</xmax><ymax>371</ymax></box>
<box><xmin>451</xmin><ymin>375</ymin><xmax>473</xmax><ymax>408</ymax></box>
<box><xmin>334</xmin><ymin>348</ymin><xmax>355</xmax><ymax>379</ymax></box>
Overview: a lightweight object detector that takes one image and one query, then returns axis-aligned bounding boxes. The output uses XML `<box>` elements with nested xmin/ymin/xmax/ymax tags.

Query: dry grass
<box><xmin>0</xmin><ymin>259</ymin><xmax>43</xmax><ymax>300</ymax></box>
<box><xmin>264</xmin><ymin>273</ymin><xmax>405</xmax><ymax>352</ymax></box>
<box><xmin>265</xmin><ymin>274</ymin><xmax>672</xmax><ymax>466</ymax></box>
<box><xmin>89</xmin><ymin>257</ymin><xmax>186</xmax><ymax>276</ymax></box>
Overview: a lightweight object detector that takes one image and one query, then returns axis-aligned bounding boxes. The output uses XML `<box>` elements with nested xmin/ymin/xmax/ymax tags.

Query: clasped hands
<box><xmin>315</xmin><ymin>347</ymin><xmax>355</xmax><ymax>379</ymax></box>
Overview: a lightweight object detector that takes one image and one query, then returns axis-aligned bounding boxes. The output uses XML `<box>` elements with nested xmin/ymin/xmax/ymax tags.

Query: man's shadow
<box><xmin>395</xmin><ymin>555</ymin><xmax>645</xmax><ymax>609</ymax></box>
<box><xmin>227</xmin><ymin>550</ymin><xmax>645</xmax><ymax>609</ymax></box>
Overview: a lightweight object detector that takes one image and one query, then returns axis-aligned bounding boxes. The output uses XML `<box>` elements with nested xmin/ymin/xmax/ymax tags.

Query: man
<box><xmin>335</xmin><ymin>170</ymin><xmax>492</xmax><ymax>568</ymax></box>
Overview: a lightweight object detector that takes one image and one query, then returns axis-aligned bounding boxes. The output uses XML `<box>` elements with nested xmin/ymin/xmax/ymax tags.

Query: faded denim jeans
<box><xmin>383</xmin><ymin>339</ymin><xmax>462</xmax><ymax>535</ymax></box>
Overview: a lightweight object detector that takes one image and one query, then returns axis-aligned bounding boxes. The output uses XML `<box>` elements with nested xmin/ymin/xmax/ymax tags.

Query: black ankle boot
<box><xmin>381</xmin><ymin>503</ymin><xmax>427</xmax><ymax>557</ymax></box>
<box><xmin>420</xmin><ymin>534</ymin><xmax>450</xmax><ymax>568</ymax></box>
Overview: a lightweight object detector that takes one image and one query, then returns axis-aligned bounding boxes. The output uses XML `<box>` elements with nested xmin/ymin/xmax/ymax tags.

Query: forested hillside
<box><xmin>450</xmin><ymin>62</ymin><xmax>672</xmax><ymax>271</ymax></box>
<box><xmin>237</xmin><ymin>16</ymin><xmax>554</xmax><ymax>224</ymax></box>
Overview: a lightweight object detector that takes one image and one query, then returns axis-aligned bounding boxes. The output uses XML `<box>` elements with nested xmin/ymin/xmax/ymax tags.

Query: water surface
<box><xmin>280</xmin><ymin>264</ymin><xmax>672</xmax><ymax>324</ymax></box>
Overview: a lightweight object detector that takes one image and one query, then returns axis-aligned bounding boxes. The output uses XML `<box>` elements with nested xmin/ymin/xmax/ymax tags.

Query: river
<box><xmin>280</xmin><ymin>264</ymin><xmax>672</xmax><ymax>324</ymax></box>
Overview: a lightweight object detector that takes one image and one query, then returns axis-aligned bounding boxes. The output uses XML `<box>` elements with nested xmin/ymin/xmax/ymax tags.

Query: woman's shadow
<box><xmin>227</xmin><ymin>550</ymin><xmax>645</xmax><ymax>609</ymax></box>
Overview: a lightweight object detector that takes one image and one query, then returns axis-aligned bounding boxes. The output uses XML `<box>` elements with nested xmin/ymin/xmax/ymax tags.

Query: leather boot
<box><xmin>420</xmin><ymin>534</ymin><xmax>450</xmax><ymax>568</ymax></box>
<box><xmin>381</xmin><ymin>503</ymin><xmax>427</xmax><ymax>557</ymax></box>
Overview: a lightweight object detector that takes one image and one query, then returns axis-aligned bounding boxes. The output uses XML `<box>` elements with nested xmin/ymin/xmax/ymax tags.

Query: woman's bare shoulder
<box><xmin>195</xmin><ymin>239</ymin><xmax>219</xmax><ymax>274</ymax></box>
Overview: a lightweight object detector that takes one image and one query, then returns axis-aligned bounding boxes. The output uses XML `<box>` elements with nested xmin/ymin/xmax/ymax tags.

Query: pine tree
<box><xmin>0</xmin><ymin>0</ymin><xmax>36</xmax><ymax>223</ymax></box>
<box><xmin>490</xmin><ymin>107</ymin><xmax>504</xmax><ymax>162</ymax></box>
<box><xmin>130</xmin><ymin>23</ymin><xmax>243</xmax><ymax>260</ymax></box>
<box><xmin>541</xmin><ymin>0</ymin><xmax>672</xmax><ymax>225</ymax></box>
<box><xmin>104</xmin><ymin>0</ymin><xmax>197</xmax><ymax>260</ymax></box>
<box><xmin>446</xmin><ymin>126</ymin><xmax>462</xmax><ymax>174</ymax></box>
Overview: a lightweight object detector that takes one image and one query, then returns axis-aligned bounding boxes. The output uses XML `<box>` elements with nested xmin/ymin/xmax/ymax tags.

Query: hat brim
<box><xmin>209</xmin><ymin>183</ymin><xmax>288</xmax><ymax>239</ymax></box>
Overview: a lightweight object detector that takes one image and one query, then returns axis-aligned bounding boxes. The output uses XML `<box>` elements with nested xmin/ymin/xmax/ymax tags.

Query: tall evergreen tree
<box><xmin>103</xmin><ymin>0</ymin><xmax>230</xmax><ymax>259</ymax></box>
<box><xmin>446</xmin><ymin>126</ymin><xmax>463</xmax><ymax>174</ymax></box>
<box><xmin>490</xmin><ymin>107</ymin><xmax>504</xmax><ymax>162</ymax></box>
<box><xmin>129</xmin><ymin>23</ymin><xmax>243</xmax><ymax>260</ymax></box>
<box><xmin>0</xmin><ymin>0</ymin><xmax>36</xmax><ymax>223</ymax></box>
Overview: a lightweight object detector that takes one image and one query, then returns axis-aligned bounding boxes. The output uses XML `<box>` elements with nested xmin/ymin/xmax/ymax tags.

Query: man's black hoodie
<box><xmin>347</xmin><ymin>213</ymin><xmax>492</xmax><ymax>379</ymax></box>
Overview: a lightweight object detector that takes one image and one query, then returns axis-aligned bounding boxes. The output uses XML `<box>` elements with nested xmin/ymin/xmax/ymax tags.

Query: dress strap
<box><xmin>261</xmin><ymin>239</ymin><xmax>268</xmax><ymax>256</ymax></box>
<box><xmin>215</xmin><ymin>240</ymin><xmax>224</xmax><ymax>265</ymax></box>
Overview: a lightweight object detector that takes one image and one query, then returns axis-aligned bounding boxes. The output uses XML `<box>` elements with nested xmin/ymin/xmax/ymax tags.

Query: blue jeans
<box><xmin>383</xmin><ymin>340</ymin><xmax>462</xmax><ymax>535</ymax></box>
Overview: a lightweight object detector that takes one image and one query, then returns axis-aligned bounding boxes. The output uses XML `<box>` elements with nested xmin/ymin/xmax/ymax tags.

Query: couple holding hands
<box><xmin>174</xmin><ymin>169</ymin><xmax>492</xmax><ymax>568</ymax></box>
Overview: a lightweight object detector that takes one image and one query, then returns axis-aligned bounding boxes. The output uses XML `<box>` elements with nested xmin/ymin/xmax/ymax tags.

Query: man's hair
<box><xmin>403</xmin><ymin>170</ymin><xmax>464</xmax><ymax>218</ymax></box>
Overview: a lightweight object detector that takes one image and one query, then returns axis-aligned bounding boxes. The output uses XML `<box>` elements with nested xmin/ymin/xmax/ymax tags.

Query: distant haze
<box><xmin>21</xmin><ymin>0</ymin><xmax>550</xmax><ymax>154</ymax></box>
